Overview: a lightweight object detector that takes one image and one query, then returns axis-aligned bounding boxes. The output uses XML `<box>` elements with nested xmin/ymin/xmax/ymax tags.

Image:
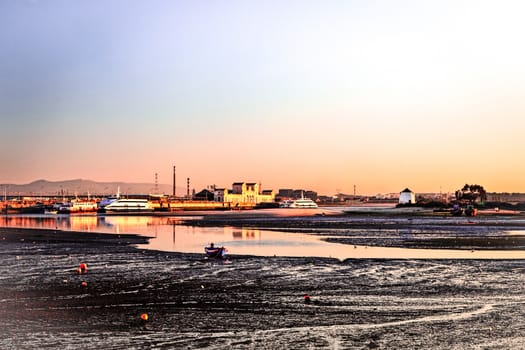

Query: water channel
<box><xmin>3</xmin><ymin>212</ymin><xmax>525</xmax><ymax>260</ymax></box>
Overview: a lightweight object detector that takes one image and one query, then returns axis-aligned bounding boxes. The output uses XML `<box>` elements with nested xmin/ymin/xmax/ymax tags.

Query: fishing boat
<box><xmin>103</xmin><ymin>198</ymin><xmax>153</xmax><ymax>213</ymax></box>
<box><xmin>279</xmin><ymin>199</ymin><xmax>294</xmax><ymax>208</ymax></box>
<box><xmin>57</xmin><ymin>198</ymin><xmax>98</xmax><ymax>214</ymax></box>
<box><xmin>465</xmin><ymin>205</ymin><xmax>478</xmax><ymax>217</ymax></box>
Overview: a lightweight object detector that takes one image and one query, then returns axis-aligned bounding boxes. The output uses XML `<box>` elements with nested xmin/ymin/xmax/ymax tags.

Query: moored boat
<box><xmin>465</xmin><ymin>205</ymin><xmax>478</xmax><ymax>217</ymax></box>
<box><xmin>281</xmin><ymin>192</ymin><xmax>318</xmax><ymax>208</ymax></box>
<box><xmin>205</xmin><ymin>243</ymin><xmax>227</xmax><ymax>258</ymax></box>
<box><xmin>58</xmin><ymin>199</ymin><xmax>98</xmax><ymax>214</ymax></box>
<box><xmin>280</xmin><ymin>191</ymin><xmax>318</xmax><ymax>209</ymax></box>
<box><xmin>99</xmin><ymin>187</ymin><xmax>121</xmax><ymax>209</ymax></box>
<box><xmin>279</xmin><ymin>199</ymin><xmax>294</xmax><ymax>208</ymax></box>
<box><xmin>288</xmin><ymin>198</ymin><xmax>318</xmax><ymax>208</ymax></box>
<box><xmin>103</xmin><ymin>198</ymin><xmax>153</xmax><ymax>213</ymax></box>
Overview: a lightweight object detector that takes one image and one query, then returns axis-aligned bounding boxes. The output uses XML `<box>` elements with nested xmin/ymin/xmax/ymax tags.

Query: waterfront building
<box><xmin>214</xmin><ymin>182</ymin><xmax>275</xmax><ymax>206</ymax></box>
<box><xmin>193</xmin><ymin>189</ymin><xmax>214</xmax><ymax>200</ymax></box>
<box><xmin>277</xmin><ymin>189</ymin><xmax>294</xmax><ymax>198</ymax></box>
<box><xmin>399</xmin><ymin>188</ymin><xmax>416</xmax><ymax>204</ymax></box>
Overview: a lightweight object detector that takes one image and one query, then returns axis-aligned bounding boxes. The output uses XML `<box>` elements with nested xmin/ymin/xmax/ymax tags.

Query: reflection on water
<box><xmin>3</xmin><ymin>214</ymin><xmax>525</xmax><ymax>259</ymax></box>
<box><xmin>2</xmin><ymin>214</ymin><xmax>102</xmax><ymax>232</ymax></box>
<box><xmin>228</xmin><ymin>227</ymin><xmax>261</xmax><ymax>240</ymax></box>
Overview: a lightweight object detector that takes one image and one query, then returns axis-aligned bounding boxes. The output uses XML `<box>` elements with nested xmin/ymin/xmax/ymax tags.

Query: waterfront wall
<box><xmin>154</xmin><ymin>200</ymin><xmax>256</xmax><ymax>211</ymax></box>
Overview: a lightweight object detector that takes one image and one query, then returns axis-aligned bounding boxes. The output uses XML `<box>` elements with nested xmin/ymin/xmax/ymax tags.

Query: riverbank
<box><xmin>2</xmin><ymin>227</ymin><xmax>525</xmax><ymax>349</ymax></box>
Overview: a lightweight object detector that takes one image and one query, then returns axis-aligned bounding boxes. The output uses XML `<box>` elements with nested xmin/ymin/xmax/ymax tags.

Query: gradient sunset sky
<box><xmin>2</xmin><ymin>0</ymin><xmax>525</xmax><ymax>195</ymax></box>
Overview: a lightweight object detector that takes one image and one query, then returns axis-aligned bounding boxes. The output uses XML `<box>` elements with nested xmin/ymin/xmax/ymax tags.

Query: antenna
<box><xmin>154</xmin><ymin>172</ymin><xmax>159</xmax><ymax>194</ymax></box>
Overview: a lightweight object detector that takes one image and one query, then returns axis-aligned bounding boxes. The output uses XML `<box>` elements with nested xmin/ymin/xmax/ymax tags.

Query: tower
<box><xmin>173</xmin><ymin>165</ymin><xmax>176</xmax><ymax>197</ymax></box>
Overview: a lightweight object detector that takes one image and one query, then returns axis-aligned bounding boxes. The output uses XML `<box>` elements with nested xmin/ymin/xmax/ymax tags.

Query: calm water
<box><xmin>2</xmin><ymin>213</ymin><xmax>525</xmax><ymax>260</ymax></box>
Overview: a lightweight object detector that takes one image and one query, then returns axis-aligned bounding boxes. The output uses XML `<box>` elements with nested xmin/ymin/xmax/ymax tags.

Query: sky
<box><xmin>1</xmin><ymin>0</ymin><xmax>525</xmax><ymax>195</ymax></box>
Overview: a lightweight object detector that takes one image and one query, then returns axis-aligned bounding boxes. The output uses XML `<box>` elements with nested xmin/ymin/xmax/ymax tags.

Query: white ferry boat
<box><xmin>103</xmin><ymin>198</ymin><xmax>153</xmax><ymax>213</ymax></box>
<box><xmin>99</xmin><ymin>187</ymin><xmax>121</xmax><ymax>208</ymax></box>
<box><xmin>280</xmin><ymin>193</ymin><xmax>318</xmax><ymax>209</ymax></box>
<box><xmin>288</xmin><ymin>198</ymin><xmax>318</xmax><ymax>208</ymax></box>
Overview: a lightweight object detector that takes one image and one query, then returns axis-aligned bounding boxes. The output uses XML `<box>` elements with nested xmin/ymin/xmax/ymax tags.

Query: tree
<box><xmin>455</xmin><ymin>184</ymin><xmax>487</xmax><ymax>204</ymax></box>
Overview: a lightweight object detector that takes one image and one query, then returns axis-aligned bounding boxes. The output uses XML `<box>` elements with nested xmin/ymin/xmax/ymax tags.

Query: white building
<box><xmin>399</xmin><ymin>188</ymin><xmax>416</xmax><ymax>204</ymax></box>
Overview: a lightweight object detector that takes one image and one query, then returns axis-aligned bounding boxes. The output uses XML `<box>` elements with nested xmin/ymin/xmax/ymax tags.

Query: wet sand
<box><xmin>2</xmin><ymin>226</ymin><xmax>525</xmax><ymax>349</ymax></box>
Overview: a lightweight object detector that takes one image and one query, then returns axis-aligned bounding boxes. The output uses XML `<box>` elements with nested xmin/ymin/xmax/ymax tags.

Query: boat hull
<box><xmin>205</xmin><ymin>247</ymin><xmax>226</xmax><ymax>258</ymax></box>
<box><xmin>103</xmin><ymin>199</ymin><xmax>153</xmax><ymax>213</ymax></box>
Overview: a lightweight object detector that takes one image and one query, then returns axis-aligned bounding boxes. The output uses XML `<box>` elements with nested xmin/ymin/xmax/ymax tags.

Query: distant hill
<box><xmin>0</xmin><ymin>179</ymin><xmax>186</xmax><ymax>196</ymax></box>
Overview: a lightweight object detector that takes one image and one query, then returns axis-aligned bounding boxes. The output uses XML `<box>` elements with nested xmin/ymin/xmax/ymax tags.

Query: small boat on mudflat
<box><xmin>205</xmin><ymin>244</ymin><xmax>227</xmax><ymax>258</ymax></box>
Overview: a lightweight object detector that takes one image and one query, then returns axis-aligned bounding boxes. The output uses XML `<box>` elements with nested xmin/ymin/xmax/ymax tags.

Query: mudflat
<box><xmin>1</xmin><ymin>226</ymin><xmax>525</xmax><ymax>349</ymax></box>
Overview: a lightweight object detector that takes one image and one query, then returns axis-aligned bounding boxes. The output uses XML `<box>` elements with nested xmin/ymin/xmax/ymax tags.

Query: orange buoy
<box><xmin>79</xmin><ymin>263</ymin><xmax>88</xmax><ymax>273</ymax></box>
<box><xmin>140</xmin><ymin>313</ymin><xmax>149</xmax><ymax>321</ymax></box>
<box><xmin>81</xmin><ymin>281</ymin><xmax>88</xmax><ymax>287</ymax></box>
